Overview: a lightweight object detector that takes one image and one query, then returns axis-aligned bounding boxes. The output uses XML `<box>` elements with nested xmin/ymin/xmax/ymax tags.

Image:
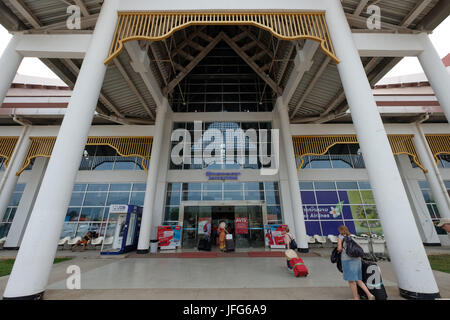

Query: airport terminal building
<box><xmin>0</xmin><ymin>0</ymin><xmax>449</xmax><ymax>300</ymax></box>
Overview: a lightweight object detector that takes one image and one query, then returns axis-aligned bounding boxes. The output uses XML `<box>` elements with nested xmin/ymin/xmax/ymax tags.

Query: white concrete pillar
<box><xmin>274</xmin><ymin>114</ymin><xmax>296</xmax><ymax>230</ymax></box>
<box><xmin>3</xmin><ymin>0</ymin><xmax>120</xmax><ymax>299</ymax></box>
<box><xmin>150</xmin><ymin>112</ymin><xmax>173</xmax><ymax>239</ymax></box>
<box><xmin>137</xmin><ymin>99</ymin><xmax>168</xmax><ymax>253</ymax></box>
<box><xmin>0</xmin><ymin>126</ymin><xmax>30</xmax><ymax>223</ymax></box>
<box><xmin>395</xmin><ymin>154</ymin><xmax>440</xmax><ymax>245</ymax></box>
<box><xmin>276</xmin><ymin>99</ymin><xmax>308</xmax><ymax>251</ymax></box>
<box><xmin>413</xmin><ymin>124</ymin><xmax>450</xmax><ymax>219</ymax></box>
<box><xmin>326</xmin><ymin>0</ymin><xmax>440</xmax><ymax>299</ymax></box>
<box><xmin>417</xmin><ymin>33</ymin><xmax>450</xmax><ymax>124</ymax></box>
<box><xmin>0</xmin><ymin>36</ymin><xmax>23</xmax><ymax>105</ymax></box>
<box><xmin>4</xmin><ymin>158</ymin><xmax>49</xmax><ymax>249</ymax></box>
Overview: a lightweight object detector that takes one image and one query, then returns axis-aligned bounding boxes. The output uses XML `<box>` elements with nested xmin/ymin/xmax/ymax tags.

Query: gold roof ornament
<box><xmin>105</xmin><ymin>11</ymin><xmax>339</xmax><ymax>65</ymax></box>
<box><xmin>16</xmin><ymin>136</ymin><xmax>153</xmax><ymax>175</ymax></box>
<box><xmin>425</xmin><ymin>134</ymin><xmax>450</xmax><ymax>164</ymax></box>
<box><xmin>0</xmin><ymin>137</ymin><xmax>19</xmax><ymax>169</ymax></box>
<box><xmin>292</xmin><ymin>134</ymin><xmax>427</xmax><ymax>172</ymax></box>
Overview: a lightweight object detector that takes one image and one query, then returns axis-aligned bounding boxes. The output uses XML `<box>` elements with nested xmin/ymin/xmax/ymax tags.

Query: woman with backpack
<box><xmin>337</xmin><ymin>225</ymin><xmax>375</xmax><ymax>300</ymax></box>
<box><xmin>284</xmin><ymin>226</ymin><xmax>297</xmax><ymax>269</ymax></box>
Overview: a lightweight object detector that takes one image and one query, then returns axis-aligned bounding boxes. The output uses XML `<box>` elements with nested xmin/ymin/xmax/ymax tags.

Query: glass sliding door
<box><xmin>235</xmin><ymin>206</ymin><xmax>249</xmax><ymax>248</ymax></box>
<box><xmin>248</xmin><ymin>206</ymin><xmax>264</xmax><ymax>248</ymax></box>
<box><xmin>181</xmin><ymin>203</ymin><xmax>265</xmax><ymax>249</ymax></box>
<box><xmin>182</xmin><ymin>206</ymin><xmax>199</xmax><ymax>249</ymax></box>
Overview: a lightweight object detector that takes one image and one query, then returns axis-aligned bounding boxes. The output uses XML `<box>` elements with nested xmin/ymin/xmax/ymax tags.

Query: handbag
<box><xmin>330</xmin><ymin>248</ymin><xmax>343</xmax><ymax>273</ymax></box>
<box><xmin>344</xmin><ymin>236</ymin><xmax>364</xmax><ymax>258</ymax></box>
<box><xmin>287</xmin><ymin>234</ymin><xmax>297</xmax><ymax>250</ymax></box>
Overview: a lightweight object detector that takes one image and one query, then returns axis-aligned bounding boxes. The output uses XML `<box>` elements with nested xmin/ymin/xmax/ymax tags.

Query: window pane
<box><xmin>336</xmin><ymin>182</ymin><xmax>358</xmax><ymax>190</ymax></box>
<box><xmin>223</xmin><ymin>182</ymin><xmax>243</xmax><ymax>191</ymax></box>
<box><xmin>166</xmin><ymin>192</ymin><xmax>181</xmax><ymax>205</ymax></box>
<box><xmin>130</xmin><ymin>192</ymin><xmax>145</xmax><ymax>206</ymax></box>
<box><xmin>182</xmin><ymin>191</ymin><xmax>201</xmax><ymax>201</ymax></box>
<box><xmin>203</xmin><ymin>192</ymin><xmax>222</xmax><ymax>201</ymax></box>
<box><xmin>203</xmin><ymin>183</ymin><xmax>222</xmax><ymax>191</ymax></box>
<box><xmin>265</xmin><ymin>190</ymin><xmax>280</xmax><ymax>205</ymax></box>
<box><xmin>314</xmin><ymin>182</ymin><xmax>336</xmax><ymax>190</ymax></box>
<box><xmin>109</xmin><ymin>184</ymin><xmax>132</xmax><ymax>192</ymax></box>
<box><xmin>106</xmin><ymin>192</ymin><xmax>130</xmax><ymax>206</ymax></box>
<box><xmin>299</xmin><ymin>181</ymin><xmax>314</xmax><ymax>190</ymax></box>
<box><xmin>165</xmin><ymin>207</ymin><xmax>180</xmax><ymax>221</ymax></box>
<box><xmin>7</xmin><ymin>208</ymin><xmax>16</xmax><ymax>222</ymax></box>
<box><xmin>83</xmin><ymin>192</ymin><xmax>107</xmax><ymax>206</ymax></box>
<box><xmin>8</xmin><ymin>193</ymin><xmax>22</xmax><ymax>206</ymax></box>
<box><xmin>80</xmin><ymin>207</ymin><xmax>104</xmax><ymax>222</ymax></box>
<box><xmin>65</xmin><ymin>208</ymin><xmax>81</xmax><ymax>222</ymax></box>
<box><xmin>132</xmin><ymin>183</ymin><xmax>147</xmax><ymax>192</ymax></box>
<box><xmin>61</xmin><ymin>223</ymin><xmax>77</xmax><ymax>238</ymax></box>
<box><xmin>69</xmin><ymin>193</ymin><xmax>84</xmax><ymax>206</ymax></box>
<box><xmin>76</xmin><ymin>223</ymin><xmax>90</xmax><ymax>237</ymax></box>
<box><xmin>73</xmin><ymin>184</ymin><xmax>87</xmax><ymax>192</ymax></box>
<box><xmin>223</xmin><ymin>192</ymin><xmax>244</xmax><ymax>201</ymax></box>
<box><xmin>87</xmin><ymin>184</ymin><xmax>109</xmax><ymax>192</ymax></box>
<box><xmin>14</xmin><ymin>184</ymin><xmax>26</xmax><ymax>192</ymax></box>
<box><xmin>92</xmin><ymin>159</ymin><xmax>114</xmax><ymax>170</ymax></box>
<box><xmin>244</xmin><ymin>191</ymin><xmax>264</xmax><ymax>201</ymax></box>
<box><xmin>114</xmin><ymin>159</ymin><xmax>136</xmax><ymax>170</ymax></box>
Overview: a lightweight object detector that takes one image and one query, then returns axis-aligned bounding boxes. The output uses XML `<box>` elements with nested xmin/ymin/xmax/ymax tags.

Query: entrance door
<box><xmin>180</xmin><ymin>202</ymin><xmax>266</xmax><ymax>249</ymax></box>
<box><xmin>235</xmin><ymin>206</ymin><xmax>264</xmax><ymax>248</ymax></box>
<box><xmin>182</xmin><ymin>206</ymin><xmax>212</xmax><ymax>249</ymax></box>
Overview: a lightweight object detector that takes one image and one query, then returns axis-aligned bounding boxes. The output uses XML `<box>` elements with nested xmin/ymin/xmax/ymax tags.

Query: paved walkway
<box><xmin>1</xmin><ymin>247</ymin><xmax>449</xmax><ymax>300</ymax></box>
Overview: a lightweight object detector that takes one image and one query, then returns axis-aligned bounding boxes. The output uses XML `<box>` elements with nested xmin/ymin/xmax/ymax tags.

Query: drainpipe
<box><xmin>0</xmin><ymin>116</ymin><xmax>30</xmax><ymax>194</ymax></box>
<box><xmin>414</xmin><ymin>113</ymin><xmax>450</xmax><ymax>214</ymax></box>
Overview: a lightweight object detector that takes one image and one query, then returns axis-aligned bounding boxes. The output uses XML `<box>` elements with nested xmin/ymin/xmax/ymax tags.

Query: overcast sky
<box><xmin>0</xmin><ymin>17</ymin><xmax>449</xmax><ymax>82</ymax></box>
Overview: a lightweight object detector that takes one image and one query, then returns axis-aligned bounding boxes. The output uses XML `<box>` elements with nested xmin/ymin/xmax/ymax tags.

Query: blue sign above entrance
<box><xmin>206</xmin><ymin>172</ymin><xmax>241</xmax><ymax>181</ymax></box>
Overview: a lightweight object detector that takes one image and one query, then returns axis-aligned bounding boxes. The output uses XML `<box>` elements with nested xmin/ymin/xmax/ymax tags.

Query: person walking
<box><xmin>337</xmin><ymin>225</ymin><xmax>375</xmax><ymax>300</ymax></box>
<box><xmin>284</xmin><ymin>226</ymin><xmax>297</xmax><ymax>269</ymax></box>
<box><xmin>218</xmin><ymin>221</ymin><xmax>227</xmax><ymax>252</ymax></box>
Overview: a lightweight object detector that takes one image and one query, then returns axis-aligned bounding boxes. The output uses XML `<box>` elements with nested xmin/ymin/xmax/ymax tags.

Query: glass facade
<box><xmin>299</xmin><ymin>144</ymin><xmax>366</xmax><ymax>169</ymax></box>
<box><xmin>0</xmin><ymin>184</ymin><xmax>25</xmax><ymax>238</ymax></box>
<box><xmin>79</xmin><ymin>145</ymin><xmax>149</xmax><ymax>171</ymax></box>
<box><xmin>0</xmin><ymin>157</ymin><xmax>5</xmax><ymax>171</ymax></box>
<box><xmin>170</xmin><ymin>42</ymin><xmax>275</xmax><ymax>113</ymax></box>
<box><xmin>170</xmin><ymin>121</ymin><xmax>273</xmax><ymax>170</ymax></box>
<box><xmin>435</xmin><ymin>155</ymin><xmax>450</xmax><ymax>169</ymax></box>
<box><xmin>61</xmin><ymin>183</ymin><xmax>146</xmax><ymax>238</ymax></box>
<box><xmin>164</xmin><ymin>181</ymin><xmax>281</xmax><ymax>224</ymax></box>
<box><xmin>418</xmin><ymin>180</ymin><xmax>450</xmax><ymax>223</ymax></box>
<box><xmin>300</xmin><ymin>181</ymin><xmax>382</xmax><ymax>237</ymax></box>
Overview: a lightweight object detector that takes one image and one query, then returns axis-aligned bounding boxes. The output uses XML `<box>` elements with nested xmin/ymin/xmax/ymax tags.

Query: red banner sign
<box><xmin>235</xmin><ymin>217</ymin><xmax>249</xmax><ymax>234</ymax></box>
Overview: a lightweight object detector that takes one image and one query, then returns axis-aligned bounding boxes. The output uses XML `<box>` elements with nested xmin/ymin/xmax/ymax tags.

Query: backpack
<box><xmin>287</xmin><ymin>233</ymin><xmax>298</xmax><ymax>250</ymax></box>
<box><xmin>344</xmin><ymin>236</ymin><xmax>364</xmax><ymax>258</ymax></box>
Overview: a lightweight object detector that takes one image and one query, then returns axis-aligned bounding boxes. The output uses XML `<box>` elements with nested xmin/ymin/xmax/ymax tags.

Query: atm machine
<box><xmin>101</xmin><ymin>204</ymin><xmax>142</xmax><ymax>255</ymax></box>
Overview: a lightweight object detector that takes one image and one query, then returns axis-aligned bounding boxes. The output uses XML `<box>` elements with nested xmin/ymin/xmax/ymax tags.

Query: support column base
<box><xmin>3</xmin><ymin>291</ymin><xmax>44</xmax><ymax>300</ymax></box>
<box><xmin>399</xmin><ymin>288</ymin><xmax>441</xmax><ymax>300</ymax></box>
<box><xmin>298</xmin><ymin>248</ymin><xmax>309</xmax><ymax>253</ymax></box>
<box><xmin>136</xmin><ymin>249</ymin><xmax>149</xmax><ymax>254</ymax></box>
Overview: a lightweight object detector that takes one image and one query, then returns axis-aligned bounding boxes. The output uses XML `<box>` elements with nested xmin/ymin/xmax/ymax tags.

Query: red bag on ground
<box><xmin>289</xmin><ymin>257</ymin><xmax>308</xmax><ymax>277</ymax></box>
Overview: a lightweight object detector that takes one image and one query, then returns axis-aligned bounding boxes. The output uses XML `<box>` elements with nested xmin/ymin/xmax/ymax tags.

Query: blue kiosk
<box><xmin>100</xmin><ymin>204</ymin><xmax>143</xmax><ymax>255</ymax></box>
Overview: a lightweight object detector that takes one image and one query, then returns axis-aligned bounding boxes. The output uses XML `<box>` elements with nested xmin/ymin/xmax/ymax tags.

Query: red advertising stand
<box><xmin>264</xmin><ymin>224</ymin><xmax>288</xmax><ymax>248</ymax></box>
<box><xmin>157</xmin><ymin>225</ymin><xmax>181</xmax><ymax>250</ymax></box>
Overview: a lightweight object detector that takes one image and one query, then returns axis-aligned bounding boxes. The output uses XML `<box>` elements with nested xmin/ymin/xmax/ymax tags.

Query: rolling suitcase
<box><xmin>225</xmin><ymin>234</ymin><xmax>235</xmax><ymax>252</ymax></box>
<box><xmin>225</xmin><ymin>239</ymin><xmax>235</xmax><ymax>252</ymax></box>
<box><xmin>357</xmin><ymin>260</ymin><xmax>388</xmax><ymax>300</ymax></box>
<box><xmin>289</xmin><ymin>257</ymin><xmax>308</xmax><ymax>277</ymax></box>
<box><xmin>198</xmin><ymin>237</ymin><xmax>211</xmax><ymax>251</ymax></box>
